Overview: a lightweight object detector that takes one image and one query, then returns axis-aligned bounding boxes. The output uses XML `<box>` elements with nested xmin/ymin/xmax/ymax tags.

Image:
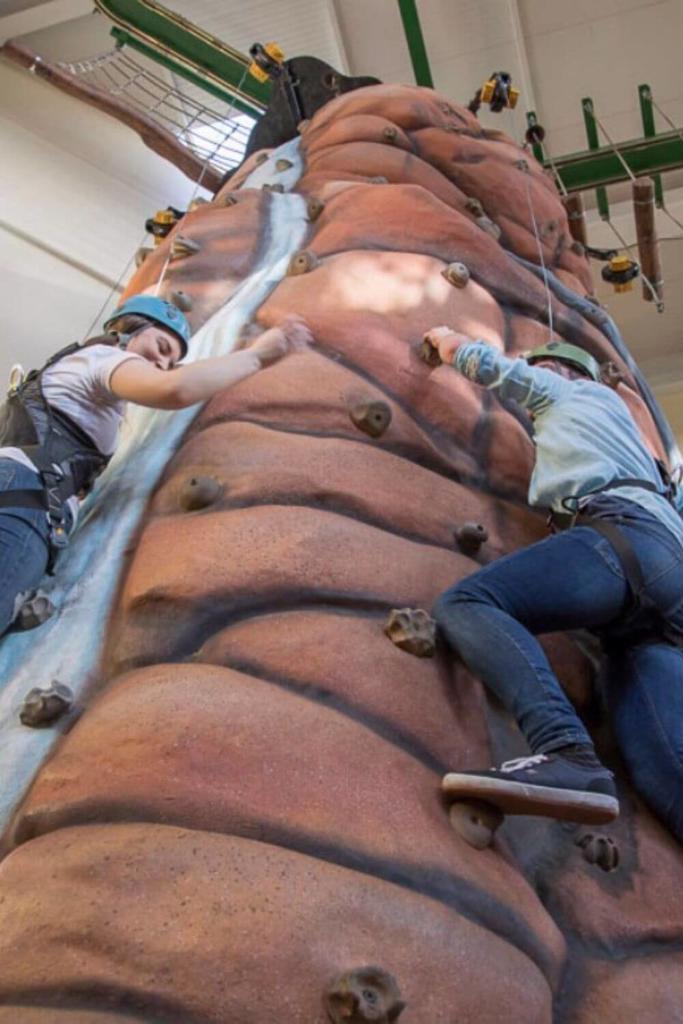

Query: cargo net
<box><xmin>57</xmin><ymin>45</ymin><xmax>255</xmax><ymax>177</ymax></box>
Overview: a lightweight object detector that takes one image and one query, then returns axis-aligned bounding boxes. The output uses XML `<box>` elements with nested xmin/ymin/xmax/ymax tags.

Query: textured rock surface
<box><xmin>1</xmin><ymin>82</ymin><xmax>682</xmax><ymax>1022</ymax></box>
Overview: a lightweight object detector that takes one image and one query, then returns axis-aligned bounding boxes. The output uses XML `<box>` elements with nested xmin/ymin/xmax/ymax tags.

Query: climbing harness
<box><xmin>0</xmin><ymin>342</ymin><xmax>113</xmax><ymax>568</ymax></box>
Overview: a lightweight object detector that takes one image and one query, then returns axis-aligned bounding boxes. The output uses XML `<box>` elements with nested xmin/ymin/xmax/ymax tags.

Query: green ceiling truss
<box><xmin>93</xmin><ymin>4</ymin><xmax>683</xmax><ymax>202</ymax></box>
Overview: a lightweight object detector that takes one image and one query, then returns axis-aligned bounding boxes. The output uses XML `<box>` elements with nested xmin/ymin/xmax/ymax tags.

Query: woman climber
<box><xmin>0</xmin><ymin>295</ymin><xmax>311</xmax><ymax>637</ymax></box>
<box><xmin>424</xmin><ymin>326</ymin><xmax>683</xmax><ymax>842</ymax></box>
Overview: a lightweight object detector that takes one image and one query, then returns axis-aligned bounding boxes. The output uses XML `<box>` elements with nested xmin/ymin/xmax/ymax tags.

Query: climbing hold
<box><xmin>449</xmin><ymin>799</ymin><xmax>503</xmax><ymax>849</ymax></box>
<box><xmin>599</xmin><ymin>361</ymin><xmax>625</xmax><ymax>389</ymax></box>
<box><xmin>171</xmin><ymin>235</ymin><xmax>201</xmax><ymax>260</ymax></box>
<box><xmin>369</xmin><ymin>175</ymin><xmax>389</xmax><ymax>185</ymax></box>
<box><xmin>262</xmin><ymin>182</ymin><xmax>285</xmax><ymax>193</ymax></box>
<box><xmin>442</xmin><ymin>262</ymin><xmax>470</xmax><ymax>288</ymax></box>
<box><xmin>287</xmin><ymin>249</ymin><xmax>320</xmax><ymax>276</ymax></box>
<box><xmin>188</xmin><ymin>196</ymin><xmax>208</xmax><ymax>211</ymax></box>
<box><xmin>542</xmin><ymin>219</ymin><xmax>559</xmax><ymax>237</ymax></box>
<box><xmin>419</xmin><ymin>340</ymin><xmax>442</xmax><ymax>368</ymax></box>
<box><xmin>575</xmin><ymin>833</ymin><xmax>620</xmax><ymax>872</ymax></box>
<box><xmin>306</xmin><ymin>196</ymin><xmax>325</xmax><ymax>222</ymax></box>
<box><xmin>179</xmin><ymin>476</ymin><xmax>223</xmax><ymax>512</ymax></box>
<box><xmin>297</xmin><ymin>119</ymin><xmax>311</xmax><ymax>134</ymax></box>
<box><xmin>465</xmin><ymin>197</ymin><xmax>484</xmax><ymax>217</ymax></box>
<box><xmin>382</xmin><ymin>126</ymin><xmax>398</xmax><ymax>142</ymax></box>
<box><xmin>218</xmin><ymin>193</ymin><xmax>239</xmax><ymax>207</ymax></box>
<box><xmin>384</xmin><ymin>608</ymin><xmax>436</xmax><ymax>658</ymax></box>
<box><xmin>170</xmin><ymin>290</ymin><xmax>193</xmax><ymax>313</ymax></box>
<box><xmin>323</xmin><ymin>966</ymin><xmax>406</xmax><ymax>1024</ymax></box>
<box><xmin>135</xmin><ymin>246</ymin><xmax>152</xmax><ymax>267</ymax></box>
<box><xmin>275</xmin><ymin>157</ymin><xmax>293</xmax><ymax>171</ymax></box>
<box><xmin>14</xmin><ymin>589</ymin><xmax>55</xmax><ymax>631</ymax></box>
<box><xmin>570</xmin><ymin>240</ymin><xmax>585</xmax><ymax>256</ymax></box>
<box><xmin>455</xmin><ymin>522</ymin><xmax>489</xmax><ymax>555</ymax></box>
<box><xmin>349</xmin><ymin>400</ymin><xmax>392</xmax><ymax>438</ymax></box>
<box><xmin>20</xmin><ymin>682</ymin><xmax>73</xmax><ymax>728</ymax></box>
<box><xmin>476</xmin><ymin>216</ymin><xmax>501</xmax><ymax>241</ymax></box>
<box><xmin>255</xmin><ymin>152</ymin><xmax>269</xmax><ymax>166</ymax></box>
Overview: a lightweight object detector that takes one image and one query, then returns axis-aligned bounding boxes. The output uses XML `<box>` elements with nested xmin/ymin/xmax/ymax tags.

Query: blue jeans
<box><xmin>0</xmin><ymin>458</ymin><xmax>50</xmax><ymax>637</ymax></box>
<box><xmin>434</xmin><ymin>496</ymin><xmax>683</xmax><ymax>839</ymax></box>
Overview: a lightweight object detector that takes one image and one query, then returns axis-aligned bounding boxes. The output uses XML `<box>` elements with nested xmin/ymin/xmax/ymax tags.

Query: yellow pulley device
<box><xmin>480</xmin><ymin>72</ymin><xmax>519</xmax><ymax>111</ymax></box>
<box><xmin>145</xmin><ymin>207</ymin><xmax>182</xmax><ymax>246</ymax></box>
<box><xmin>601</xmin><ymin>253</ymin><xmax>640</xmax><ymax>293</ymax></box>
<box><xmin>248</xmin><ymin>42</ymin><xmax>285</xmax><ymax>83</ymax></box>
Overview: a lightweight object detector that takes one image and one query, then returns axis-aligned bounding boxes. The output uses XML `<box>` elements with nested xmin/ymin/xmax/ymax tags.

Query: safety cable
<box><xmin>592</xmin><ymin>111</ymin><xmax>637</xmax><ymax>183</ymax></box>
<box><xmin>504</xmin><ymin>103</ymin><xmax>555</xmax><ymax>342</ymax></box>
<box><xmin>646</xmin><ymin>91</ymin><xmax>683</xmax><ymax>145</ymax></box>
<box><xmin>79</xmin><ymin>228</ymin><xmax>150</xmax><ymax>343</ymax></box>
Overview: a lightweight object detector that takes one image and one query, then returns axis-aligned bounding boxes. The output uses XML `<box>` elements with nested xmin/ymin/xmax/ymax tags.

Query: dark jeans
<box><xmin>434</xmin><ymin>497</ymin><xmax>683</xmax><ymax>840</ymax></box>
<box><xmin>0</xmin><ymin>458</ymin><xmax>50</xmax><ymax>637</ymax></box>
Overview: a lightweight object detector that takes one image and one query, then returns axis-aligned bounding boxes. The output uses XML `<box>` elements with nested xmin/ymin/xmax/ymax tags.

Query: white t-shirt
<box><xmin>0</xmin><ymin>343</ymin><xmax>145</xmax><ymax>521</ymax></box>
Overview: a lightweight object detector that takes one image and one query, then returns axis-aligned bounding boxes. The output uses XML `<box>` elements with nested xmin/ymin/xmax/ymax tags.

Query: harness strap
<box><xmin>0</xmin><ymin>489</ymin><xmax>48</xmax><ymax>511</ymax></box>
<box><xmin>576</xmin><ymin>516</ymin><xmax>646</xmax><ymax>601</ymax></box>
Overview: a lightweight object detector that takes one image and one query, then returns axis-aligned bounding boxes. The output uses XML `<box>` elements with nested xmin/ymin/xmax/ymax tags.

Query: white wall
<box><xmin>0</xmin><ymin>13</ymin><xmax>205</xmax><ymax>383</ymax></box>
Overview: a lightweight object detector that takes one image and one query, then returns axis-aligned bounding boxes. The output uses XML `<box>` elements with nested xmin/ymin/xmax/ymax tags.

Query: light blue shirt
<box><xmin>453</xmin><ymin>341</ymin><xmax>683</xmax><ymax>549</ymax></box>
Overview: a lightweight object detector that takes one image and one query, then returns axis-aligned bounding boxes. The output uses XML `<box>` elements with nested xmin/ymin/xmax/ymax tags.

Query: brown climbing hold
<box><xmin>349</xmin><ymin>400</ymin><xmax>392</xmax><ymax>438</ymax></box>
<box><xmin>369</xmin><ymin>175</ymin><xmax>389</xmax><ymax>184</ymax></box>
<box><xmin>262</xmin><ymin>183</ymin><xmax>285</xmax><ymax>193</ymax></box>
<box><xmin>171</xmin><ymin>235</ymin><xmax>201</xmax><ymax>260</ymax></box>
<box><xmin>134</xmin><ymin>246</ymin><xmax>152</xmax><ymax>267</ymax></box>
<box><xmin>306</xmin><ymin>196</ymin><xmax>325</xmax><ymax>222</ymax></box>
<box><xmin>170</xmin><ymin>290</ymin><xmax>193</xmax><ymax>312</ymax></box>
<box><xmin>448</xmin><ymin>800</ymin><xmax>504</xmax><ymax>850</ymax></box>
<box><xmin>275</xmin><ymin>158</ymin><xmax>293</xmax><ymax>171</ymax></box>
<box><xmin>465</xmin><ymin>197</ymin><xmax>484</xmax><ymax>217</ymax></box>
<box><xmin>571</xmin><ymin>240</ymin><xmax>585</xmax><ymax>256</ymax></box>
<box><xmin>600</xmin><ymin>361</ymin><xmax>625</xmax><ymax>389</ymax></box>
<box><xmin>476</xmin><ymin>216</ymin><xmax>501</xmax><ymax>241</ymax></box>
<box><xmin>576</xmin><ymin>833</ymin><xmax>620</xmax><ymax>872</ymax></box>
<box><xmin>20</xmin><ymin>682</ymin><xmax>73</xmax><ymax>728</ymax></box>
<box><xmin>382</xmin><ymin>126</ymin><xmax>398</xmax><ymax>142</ymax></box>
<box><xmin>15</xmin><ymin>589</ymin><xmax>55</xmax><ymax>631</ymax></box>
<box><xmin>218</xmin><ymin>193</ymin><xmax>239</xmax><ymax>207</ymax></box>
<box><xmin>179</xmin><ymin>476</ymin><xmax>223</xmax><ymax>512</ymax></box>
<box><xmin>384</xmin><ymin>608</ymin><xmax>436</xmax><ymax>658</ymax></box>
<box><xmin>419</xmin><ymin>339</ymin><xmax>442</xmax><ymax>368</ymax></box>
<box><xmin>442</xmin><ymin>262</ymin><xmax>470</xmax><ymax>288</ymax></box>
<box><xmin>323</xmin><ymin>965</ymin><xmax>406</xmax><ymax>1024</ymax></box>
<box><xmin>255</xmin><ymin>152</ymin><xmax>269</xmax><ymax>166</ymax></box>
<box><xmin>455</xmin><ymin>522</ymin><xmax>489</xmax><ymax>555</ymax></box>
<box><xmin>287</xmin><ymin>249</ymin><xmax>320</xmax><ymax>276</ymax></box>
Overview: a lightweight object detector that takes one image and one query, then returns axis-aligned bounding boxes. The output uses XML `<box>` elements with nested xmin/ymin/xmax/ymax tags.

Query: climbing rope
<box><xmin>79</xmin><ymin>228</ymin><xmax>150</xmax><ymax>343</ymax></box>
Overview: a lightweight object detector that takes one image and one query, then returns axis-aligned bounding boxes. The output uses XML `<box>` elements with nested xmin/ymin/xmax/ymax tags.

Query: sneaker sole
<box><xmin>441</xmin><ymin>772</ymin><xmax>619</xmax><ymax>825</ymax></box>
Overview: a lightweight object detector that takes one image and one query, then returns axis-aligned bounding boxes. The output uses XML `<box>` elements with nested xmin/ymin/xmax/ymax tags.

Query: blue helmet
<box><xmin>104</xmin><ymin>295</ymin><xmax>191</xmax><ymax>358</ymax></box>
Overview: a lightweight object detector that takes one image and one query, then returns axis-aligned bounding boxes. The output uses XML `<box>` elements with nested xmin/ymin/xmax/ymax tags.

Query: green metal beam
<box><xmin>581</xmin><ymin>97</ymin><xmax>609</xmax><ymax>219</ymax></box>
<box><xmin>638</xmin><ymin>83</ymin><xmax>663</xmax><ymax>206</ymax></box>
<box><xmin>94</xmin><ymin>0</ymin><xmax>269</xmax><ymax>115</ymax></box>
<box><xmin>547</xmin><ymin>129</ymin><xmax>683</xmax><ymax>194</ymax></box>
<box><xmin>396</xmin><ymin>0</ymin><xmax>433</xmax><ymax>88</ymax></box>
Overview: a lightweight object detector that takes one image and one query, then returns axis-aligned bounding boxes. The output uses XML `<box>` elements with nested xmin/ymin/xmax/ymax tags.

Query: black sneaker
<box><xmin>442</xmin><ymin>752</ymin><xmax>619</xmax><ymax>825</ymax></box>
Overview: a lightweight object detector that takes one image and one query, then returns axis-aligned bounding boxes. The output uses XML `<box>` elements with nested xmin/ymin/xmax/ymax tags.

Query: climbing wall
<box><xmin>1</xmin><ymin>83</ymin><xmax>682</xmax><ymax>1024</ymax></box>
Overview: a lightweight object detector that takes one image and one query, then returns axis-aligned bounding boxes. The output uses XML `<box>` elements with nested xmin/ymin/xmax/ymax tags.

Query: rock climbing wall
<box><xmin>1</xmin><ymin>83</ymin><xmax>682</xmax><ymax>1023</ymax></box>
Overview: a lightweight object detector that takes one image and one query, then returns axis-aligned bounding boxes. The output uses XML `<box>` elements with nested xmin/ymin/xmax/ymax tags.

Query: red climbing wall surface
<box><xmin>1</xmin><ymin>84</ymin><xmax>682</xmax><ymax>1023</ymax></box>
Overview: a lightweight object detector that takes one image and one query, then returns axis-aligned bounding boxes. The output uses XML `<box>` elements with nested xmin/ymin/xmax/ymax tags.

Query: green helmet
<box><xmin>525</xmin><ymin>340</ymin><xmax>600</xmax><ymax>382</ymax></box>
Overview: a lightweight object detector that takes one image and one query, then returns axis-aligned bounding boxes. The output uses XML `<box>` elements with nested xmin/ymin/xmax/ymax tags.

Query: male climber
<box><xmin>424</xmin><ymin>327</ymin><xmax>683</xmax><ymax>840</ymax></box>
